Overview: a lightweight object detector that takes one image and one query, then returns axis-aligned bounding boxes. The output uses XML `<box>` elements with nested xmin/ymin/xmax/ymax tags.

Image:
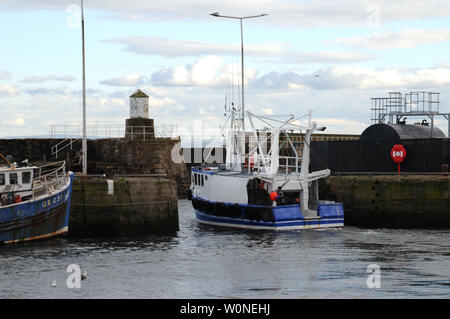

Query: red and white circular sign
<box><xmin>390</xmin><ymin>144</ymin><xmax>406</xmax><ymax>163</ymax></box>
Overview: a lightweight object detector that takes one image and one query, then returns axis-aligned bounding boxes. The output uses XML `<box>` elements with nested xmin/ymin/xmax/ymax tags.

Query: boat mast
<box><xmin>209</xmin><ymin>12</ymin><xmax>267</xmax><ymax>132</ymax></box>
<box><xmin>81</xmin><ymin>0</ymin><xmax>87</xmax><ymax>175</ymax></box>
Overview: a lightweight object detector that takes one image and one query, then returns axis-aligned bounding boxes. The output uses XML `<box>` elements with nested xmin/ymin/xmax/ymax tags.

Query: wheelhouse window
<box><xmin>0</xmin><ymin>174</ymin><xmax>4</xmax><ymax>186</ymax></box>
<box><xmin>194</xmin><ymin>173</ymin><xmax>198</xmax><ymax>186</ymax></box>
<box><xmin>9</xmin><ymin>173</ymin><xmax>18</xmax><ymax>185</ymax></box>
<box><xmin>22</xmin><ymin>172</ymin><xmax>31</xmax><ymax>184</ymax></box>
<box><xmin>201</xmin><ymin>175</ymin><xmax>204</xmax><ymax>186</ymax></box>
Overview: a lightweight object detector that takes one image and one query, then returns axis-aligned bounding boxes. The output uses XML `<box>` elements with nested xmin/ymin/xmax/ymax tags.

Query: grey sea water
<box><xmin>0</xmin><ymin>199</ymin><xmax>449</xmax><ymax>298</ymax></box>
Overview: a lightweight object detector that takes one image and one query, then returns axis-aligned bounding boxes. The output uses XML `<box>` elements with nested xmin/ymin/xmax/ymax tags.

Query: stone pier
<box><xmin>322</xmin><ymin>175</ymin><xmax>449</xmax><ymax>228</ymax></box>
<box><xmin>69</xmin><ymin>176</ymin><xmax>179</xmax><ymax>237</ymax></box>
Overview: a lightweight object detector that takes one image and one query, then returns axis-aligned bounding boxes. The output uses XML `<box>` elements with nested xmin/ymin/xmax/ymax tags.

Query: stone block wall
<box><xmin>322</xmin><ymin>175</ymin><xmax>449</xmax><ymax>228</ymax></box>
<box><xmin>69</xmin><ymin>176</ymin><xmax>179</xmax><ymax>237</ymax></box>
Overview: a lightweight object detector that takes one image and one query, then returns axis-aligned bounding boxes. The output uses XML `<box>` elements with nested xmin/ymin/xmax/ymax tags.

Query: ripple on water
<box><xmin>0</xmin><ymin>199</ymin><xmax>449</xmax><ymax>298</ymax></box>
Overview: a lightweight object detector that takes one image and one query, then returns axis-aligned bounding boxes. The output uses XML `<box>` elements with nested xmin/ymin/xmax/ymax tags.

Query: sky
<box><xmin>0</xmin><ymin>0</ymin><xmax>449</xmax><ymax>138</ymax></box>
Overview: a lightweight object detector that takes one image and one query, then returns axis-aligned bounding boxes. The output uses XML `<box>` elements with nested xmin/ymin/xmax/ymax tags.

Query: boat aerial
<box><xmin>186</xmin><ymin>105</ymin><xmax>344</xmax><ymax>230</ymax></box>
<box><xmin>0</xmin><ymin>155</ymin><xmax>73</xmax><ymax>243</ymax></box>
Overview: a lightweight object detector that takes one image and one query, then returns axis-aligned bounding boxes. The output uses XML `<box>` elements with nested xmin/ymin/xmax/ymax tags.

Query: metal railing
<box><xmin>50</xmin><ymin>124</ymin><xmax>178</xmax><ymax>139</ymax></box>
<box><xmin>50</xmin><ymin>124</ymin><xmax>179</xmax><ymax>158</ymax></box>
<box><xmin>242</xmin><ymin>154</ymin><xmax>302</xmax><ymax>174</ymax></box>
<box><xmin>32</xmin><ymin>161</ymin><xmax>68</xmax><ymax>199</ymax></box>
<box><xmin>51</xmin><ymin>137</ymin><xmax>80</xmax><ymax>158</ymax></box>
<box><xmin>371</xmin><ymin>91</ymin><xmax>441</xmax><ymax>124</ymax></box>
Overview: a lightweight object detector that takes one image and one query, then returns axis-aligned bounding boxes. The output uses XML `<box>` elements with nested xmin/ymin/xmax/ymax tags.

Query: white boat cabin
<box><xmin>0</xmin><ymin>166</ymin><xmax>36</xmax><ymax>200</ymax></box>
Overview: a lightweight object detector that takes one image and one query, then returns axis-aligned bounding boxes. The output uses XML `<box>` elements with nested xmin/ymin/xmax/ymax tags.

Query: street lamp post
<box><xmin>210</xmin><ymin>12</ymin><xmax>267</xmax><ymax>131</ymax></box>
<box><xmin>81</xmin><ymin>0</ymin><xmax>87</xmax><ymax>175</ymax></box>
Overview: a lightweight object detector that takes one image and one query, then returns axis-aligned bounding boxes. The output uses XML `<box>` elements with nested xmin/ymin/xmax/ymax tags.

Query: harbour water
<box><xmin>0</xmin><ymin>200</ymin><xmax>449</xmax><ymax>299</ymax></box>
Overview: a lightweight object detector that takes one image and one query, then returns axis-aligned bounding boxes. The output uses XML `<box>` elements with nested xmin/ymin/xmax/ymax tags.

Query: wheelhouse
<box><xmin>0</xmin><ymin>167</ymin><xmax>36</xmax><ymax>203</ymax></box>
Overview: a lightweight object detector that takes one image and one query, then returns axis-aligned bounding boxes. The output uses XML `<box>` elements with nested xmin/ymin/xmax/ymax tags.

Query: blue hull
<box><xmin>192</xmin><ymin>197</ymin><xmax>344</xmax><ymax>230</ymax></box>
<box><xmin>0</xmin><ymin>174</ymin><xmax>73</xmax><ymax>244</ymax></box>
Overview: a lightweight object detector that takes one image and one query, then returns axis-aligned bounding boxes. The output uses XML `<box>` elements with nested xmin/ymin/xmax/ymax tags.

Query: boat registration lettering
<box><xmin>41</xmin><ymin>194</ymin><xmax>63</xmax><ymax>208</ymax></box>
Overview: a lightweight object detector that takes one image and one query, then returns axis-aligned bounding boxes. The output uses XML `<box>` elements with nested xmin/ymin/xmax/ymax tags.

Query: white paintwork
<box><xmin>225</xmin><ymin>113</ymin><xmax>244</xmax><ymax>172</ymax></box>
<box><xmin>268</xmin><ymin>127</ymin><xmax>279</xmax><ymax>175</ymax></box>
<box><xmin>192</xmin><ymin>172</ymin><xmax>249</xmax><ymax>204</ymax></box>
<box><xmin>107</xmin><ymin>179</ymin><xmax>114</xmax><ymax>195</ymax></box>
<box><xmin>0</xmin><ymin>166</ymin><xmax>35</xmax><ymax>198</ymax></box>
<box><xmin>130</xmin><ymin>96</ymin><xmax>149</xmax><ymax>119</ymax></box>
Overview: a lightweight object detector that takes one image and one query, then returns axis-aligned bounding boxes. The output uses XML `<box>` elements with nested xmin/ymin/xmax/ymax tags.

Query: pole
<box><xmin>81</xmin><ymin>0</ymin><xmax>87</xmax><ymax>175</ymax></box>
<box><xmin>240</xmin><ymin>18</ymin><xmax>245</xmax><ymax>131</ymax></box>
<box><xmin>209</xmin><ymin>13</ymin><xmax>267</xmax><ymax>131</ymax></box>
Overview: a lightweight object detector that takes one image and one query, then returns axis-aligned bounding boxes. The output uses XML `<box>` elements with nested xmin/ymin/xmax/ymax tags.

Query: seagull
<box><xmin>81</xmin><ymin>270</ymin><xmax>87</xmax><ymax>280</ymax></box>
<box><xmin>52</xmin><ymin>280</ymin><xmax>57</xmax><ymax>287</ymax></box>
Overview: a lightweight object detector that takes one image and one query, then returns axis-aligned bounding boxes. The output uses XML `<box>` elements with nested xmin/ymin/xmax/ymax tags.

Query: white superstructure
<box><xmin>191</xmin><ymin>108</ymin><xmax>331</xmax><ymax>217</ymax></box>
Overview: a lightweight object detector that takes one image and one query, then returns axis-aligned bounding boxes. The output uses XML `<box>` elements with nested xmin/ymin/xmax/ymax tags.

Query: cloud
<box><xmin>3</xmin><ymin>116</ymin><xmax>25</xmax><ymax>127</ymax></box>
<box><xmin>55</xmin><ymin>75</ymin><xmax>76</xmax><ymax>82</ymax></box>
<box><xmin>314</xmin><ymin>118</ymin><xmax>367</xmax><ymax>134</ymax></box>
<box><xmin>283</xmin><ymin>51</ymin><xmax>374</xmax><ymax>64</ymax></box>
<box><xmin>0</xmin><ymin>71</ymin><xmax>12</xmax><ymax>81</ymax></box>
<box><xmin>105</xmin><ymin>36</ymin><xmax>374</xmax><ymax>63</ymax></box>
<box><xmin>24</xmin><ymin>86</ymin><xmax>71</xmax><ymax>97</ymax></box>
<box><xmin>1</xmin><ymin>0</ymin><xmax>449</xmax><ymax>27</ymax></box>
<box><xmin>104</xmin><ymin>36</ymin><xmax>287</xmax><ymax>58</ymax></box>
<box><xmin>0</xmin><ymin>84</ymin><xmax>20</xmax><ymax>97</ymax></box>
<box><xmin>251</xmin><ymin>66</ymin><xmax>450</xmax><ymax>91</ymax></box>
<box><xmin>150</xmin><ymin>55</ymin><xmax>258</xmax><ymax>87</ymax></box>
<box><xmin>261</xmin><ymin>108</ymin><xmax>274</xmax><ymax>115</ymax></box>
<box><xmin>99</xmin><ymin>73</ymin><xmax>147</xmax><ymax>87</ymax></box>
<box><xmin>20</xmin><ymin>74</ymin><xmax>76</xmax><ymax>83</ymax></box>
<box><xmin>335</xmin><ymin>29</ymin><xmax>450</xmax><ymax>50</ymax></box>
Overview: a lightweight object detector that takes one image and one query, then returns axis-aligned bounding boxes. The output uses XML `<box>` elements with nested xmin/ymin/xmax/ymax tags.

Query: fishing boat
<box><xmin>187</xmin><ymin>108</ymin><xmax>344</xmax><ymax>230</ymax></box>
<box><xmin>187</xmin><ymin>12</ymin><xmax>342</xmax><ymax>230</ymax></box>
<box><xmin>0</xmin><ymin>156</ymin><xmax>73</xmax><ymax>243</ymax></box>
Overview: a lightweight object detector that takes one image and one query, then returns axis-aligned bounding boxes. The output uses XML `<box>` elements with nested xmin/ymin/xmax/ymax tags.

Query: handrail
<box><xmin>32</xmin><ymin>161</ymin><xmax>67</xmax><ymax>199</ymax></box>
<box><xmin>241</xmin><ymin>153</ymin><xmax>303</xmax><ymax>174</ymax></box>
<box><xmin>51</xmin><ymin>137</ymin><xmax>80</xmax><ymax>154</ymax></box>
<box><xmin>50</xmin><ymin>124</ymin><xmax>178</xmax><ymax>139</ymax></box>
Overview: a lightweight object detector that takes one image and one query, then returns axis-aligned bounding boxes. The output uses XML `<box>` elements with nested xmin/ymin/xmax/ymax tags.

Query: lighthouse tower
<box><xmin>129</xmin><ymin>89</ymin><xmax>149</xmax><ymax>119</ymax></box>
<box><xmin>125</xmin><ymin>89</ymin><xmax>154</xmax><ymax>140</ymax></box>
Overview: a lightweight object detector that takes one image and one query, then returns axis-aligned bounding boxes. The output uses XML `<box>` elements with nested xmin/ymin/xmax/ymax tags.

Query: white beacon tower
<box><xmin>129</xmin><ymin>89</ymin><xmax>149</xmax><ymax>119</ymax></box>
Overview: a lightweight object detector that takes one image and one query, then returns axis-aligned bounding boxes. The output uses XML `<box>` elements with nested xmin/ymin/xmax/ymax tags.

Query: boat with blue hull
<box><xmin>187</xmin><ymin>109</ymin><xmax>344</xmax><ymax>231</ymax></box>
<box><xmin>193</xmin><ymin>198</ymin><xmax>344</xmax><ymax>230</ymax></box>
<box><xmin>0</xmin><ymin>160</ymin><xmax>73</xmax><ymax>244</ymax></box>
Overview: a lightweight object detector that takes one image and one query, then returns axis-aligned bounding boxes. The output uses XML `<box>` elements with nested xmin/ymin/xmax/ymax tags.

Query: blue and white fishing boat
<box><xmin>187</xmin><ymin>109</ymin><xmax>344</xmax><ymax>230</ymax></box>
<box><xmin>0</xmin><ymin>158</ymin><xmax>73</xmax><ymax>243</ymax></box>
<box><xmin>187</xmin><ymin>12</ymin><xmax>342</xmax><ymax>230</ymax></box>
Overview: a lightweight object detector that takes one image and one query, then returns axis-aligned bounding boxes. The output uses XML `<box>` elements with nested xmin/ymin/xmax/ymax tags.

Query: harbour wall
<box><xmin>2</xmin><ymin>139</ymin><xmax>449</xmax><ymax>229</ymax></box>
<box><xmin>69</xmin><ymin>176</ymin><xmax>179</xmax><ymax>237</ymax></box>
<box><xmin>322</xmin><ymin>175</ymin><xmax>449</xmax><ymax>228</ymax></box>
<box><xmin>0</xmin><ymin>137</ymin><xmax>187</xmax><ymax>236</ymax></box>
<box><xmin>0</xmin><ymin>138</ymin><xmax>191</xmax><ymax>195</ymax></box>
